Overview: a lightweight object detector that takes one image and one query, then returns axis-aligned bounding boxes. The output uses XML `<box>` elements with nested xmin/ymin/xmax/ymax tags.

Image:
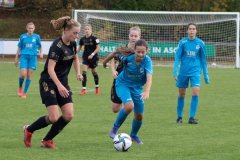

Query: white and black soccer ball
<box><xmin>113</xmin><ymin>133</ymin><xmax>132</xmax><ymax>152</ymax></box>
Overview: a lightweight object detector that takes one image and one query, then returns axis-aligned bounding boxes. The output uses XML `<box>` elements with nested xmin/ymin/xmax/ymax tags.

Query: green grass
<box><xmin>0</xmin><ymin>59</ymin><xmax>240</xmax><ymax>160</ymax></box>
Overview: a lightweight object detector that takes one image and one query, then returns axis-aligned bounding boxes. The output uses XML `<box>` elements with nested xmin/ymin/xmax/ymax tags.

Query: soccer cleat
<box><xmin>18</xmin><ymin>88</ymin><xmax>22</xmax><ymax>96</ymax></box>
<box><xmin>95</xmin><ymin>87</ymin><xmax>100</xmax><ymax>95</ymax></box>
<box><xmin>109</xmin><ymin>125</ymin><xmax>119</xmax><ymax>139</ymax></box>
<box><xmin>188</xmin><ymin>118</ymin><xmax>198</xmax><ymax>124</ymax></box>
<box><xmin>79</xmin><ymin>89</ymin><xmax>87</xmax><ymax>95</ymax></box>
<box><xmin>21</xmin><ymin>93</ymin><xmax>27</xmax><ymax>98</ymax></box>
<box><xmin>23</xmin><ymin>125</ymin><xmax>32</xmax><ymax>148</ymax></box>
<box><xmin>40</xmin><ymin>140</ymin><xmax>58</xmax><ymax>149</ymax></box>
<box><xmin>130</xmin><ymin>135</ymin><xmax>143</xmax><ymax>144</ymax></box>
<box><xmin>176</xmin><ymin>117</ymin><xmax>182</xmax><ymax>123</ymax></box>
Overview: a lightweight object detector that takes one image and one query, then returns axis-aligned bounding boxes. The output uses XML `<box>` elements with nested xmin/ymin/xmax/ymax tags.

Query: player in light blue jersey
<box><xmin>109</xmin><ymin>39</ymin><xmax>153</xmax><ymax>144</ymax></box>
<box><xmin>173</xmin><ymin>23</ymin><xmax>210</xmax><ymax>124</ymax></box>
<box><xmin>14</xmin><ymin>22</ymin><xmax>43</xmax><ymax>98</ymax></box>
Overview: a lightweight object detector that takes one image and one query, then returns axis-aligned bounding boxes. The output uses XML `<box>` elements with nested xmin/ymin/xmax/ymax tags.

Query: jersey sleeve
<box><xmin>48</xmin><ymin>44</ymin><xmax>62</xmax><ymax>61</ymax></box>
<box><xmin>36</xmin><ymin>34</ymin><xmax>42</xmax><ymax>48</ymax></box>
<box><xmin>199</xmin><ymin>42</ymin><xmax>208</xmax><ymax>75</ymax></box>
<box><xmin>79</xmin><ymin>38</ymin><xmax>84</xmax><ymax>46</ymax></box>
<box><xmin>94</xmin><ymin>36</ymin><xmax>100</xmax><ymax>45</ymax></box>
<box><xmin>17</xmin><ymin>35</ymin><xmax>23</xmax><ymax>48</ymax></box>
<box><xmin>145</xmin><ymin>56</ymin><xmax>153</xmax><ymax>75</ymax></box>
<box><xmin>173</xmin><ymin>40</ymin><xmax>183</xmax><ymax>77</ymax></box>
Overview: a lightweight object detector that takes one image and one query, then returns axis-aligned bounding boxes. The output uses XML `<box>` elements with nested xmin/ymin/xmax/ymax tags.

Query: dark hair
<box><xmin>187</xmin><ymin>23</ymin><xmax>198</xmax><ymax>30</ymax></box>
<box><xmin>115</xmin><ymin>46</ymin><xmax>134</xmax><ymax>56</ymax></box>
<box><xmin>134</xmin><ymin>39</ymin><xmax>148</xmax><ymax>50</ymax></box>
<box><xmin>50</xmin><ymin>16</ymin><xmax>81</xmax><ymax>31</ymax></box>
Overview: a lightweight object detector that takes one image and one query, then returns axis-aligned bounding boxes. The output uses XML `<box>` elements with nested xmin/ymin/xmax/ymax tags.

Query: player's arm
<box><xmin>111</xmin><ymin>58</ymin><xmax>118</xmax><ymax>79</ymax></box>
<box><xmin>73</xmin><ymin>54</ymin><xmax>83</xmax><ymax>81</ymax></box>
<box><xmin>141</xmin><ymin>57</ymin><xmax>153</xmax><ymax>100</ymax></box>
<box><xmin>37</xmin><ymin>35</ymin><xmax>43</xmax><ymax>58</ymax></box>
<box><xmin>48</xmin><ymin>59</ymin><xmax>69</xmax><ymax>98</ymax></box>
<box><xmin>14</xmin><ymin>47</ymin><xmax>21</xmax><ymax>67</ymax></box>
<box><xmin>77</xmin><ymin>45</ymin><xmax>83</xmax><ymax>53</ymax></box>
<box><xmin>39</xmin><ymin>47</ymin><xmax>43</xmax><ymax>58</ymax></box>
<box><xmin>200</xmin><ymin>42</ymin><xmax>210</xmax><ymax>84</ymax></box>
<box><xmin>173</xmin><ymin>42</ymin><xmax>183</xmax><ymax>80</ymax></box>
<box><xmin>141</xmin><ymin>74</ymin><xmax>152</xmax><ymax>100</ymax></box>
<box><xmin>102</xmin><ymin>51</ymin><xmax>117</xmax><ymax>68</ymax></box>
<box><xmin>92</xmin><ymin>44</ymin><xmax>100</xmax><ymax>56</ymax></box>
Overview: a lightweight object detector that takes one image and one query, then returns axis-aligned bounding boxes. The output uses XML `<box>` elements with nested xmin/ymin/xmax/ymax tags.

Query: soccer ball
<box><xmin>211</xmin><ymin>62</ymin><xmax>217</xmax><ymax>67</ymax></box>
<box><xmin>113</xmin><ymin>133</ymin><xmax>132</xmax><ymax>152</ymax></box>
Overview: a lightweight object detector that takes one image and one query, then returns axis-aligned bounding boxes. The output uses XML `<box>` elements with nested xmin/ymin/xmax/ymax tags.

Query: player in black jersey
<box><xmin>77</xmin><ymin>24</ymin><xmax>100</xmax><ymax>95</ymax></box>
<box><xmin>103</xmin><ymin>26</ymin><xmax>141</xmax><ymax>113</ymax></box>
<box><xmin>23</xmin><ymin>16</ymin><xmax>83</xmax><ymax>149</ymax></box>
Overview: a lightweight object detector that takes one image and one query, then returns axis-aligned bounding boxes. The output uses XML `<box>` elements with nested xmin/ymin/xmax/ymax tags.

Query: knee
<box><xmin>124</xmin><ymin>102</ymin><xmax>134</xmax><ymax>113</ymax></box>
<box><xmin>112</xmin><ymin>103</ymin><xmax>122</xmax><ymax>113</ymax></box>
<box><xmin>48</xmin><ymin>116</ymin><xmax>59</xmax><ymax>123</ymax></box>
<box><xmin>63</xmin><ymin>114</ymin><xmax>74</xmax><ymax>121</ymax></box>
<box><xmin>179</xmin><ymin>91</ymin><xmax>186</xmax><ymax>97</ymax></box>
<box><xmin>134</xmin><ymin>114</ymin><xmax>143</xmax><ymax>122</ymax></box>
<box><xmin>92</xmin><ymin>72</ymin><xmax>98</xmax><ymax>76</ymax></box>
<box><xmin>82</xmin><ymin>71</ymin><xmax>87</xmax><ymax>76</ymax></box>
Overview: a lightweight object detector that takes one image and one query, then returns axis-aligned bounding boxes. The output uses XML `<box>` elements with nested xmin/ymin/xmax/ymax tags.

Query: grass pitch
<box><xmin>0</xmin><ymin>59</ymin><xmax>240</xmax><ymax>160</ymax></box>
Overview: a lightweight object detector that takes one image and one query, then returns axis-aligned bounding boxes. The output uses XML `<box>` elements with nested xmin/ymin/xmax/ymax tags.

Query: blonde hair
<box><xmin>26</xmin><ymin>22</ymin><xmax>35</xmax><ymax>28</ymax></box>
<box><xmin>50</xmin><ymin>16</ymin><xmax>81</xmax><ymax>30</ymax></box>
<box><xmin>129</xmin><ymin>26</ymin><xmax>141</xmax><ymax>36</ymax></box>
<box><xmin>85</xmin><ymin>24</ymin><xmax>92</xmax><ymax>29</ymax></box>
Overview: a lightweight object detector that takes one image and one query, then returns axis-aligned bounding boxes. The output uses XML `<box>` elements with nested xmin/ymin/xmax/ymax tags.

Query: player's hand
<box><xmin>141</xmin><ymin>91</ymin><xmax>150</xmax><ymax>100</ymax></box>
<box><xmin>76</xmin><ymin>74</ymin><xmax>83</xmax><ymax>81</ymax></box>
<box><xmin>112</xmin><ymin>71</ymin><xmax>118</xmax><ymax>79</ymax></box>
<box><xmin>88</xmin><ymin>55</ymin><xmax>93</xmax><ymax>59</ymax></box>
<box><xmin>57</xmin><ymin>84</ymin><xmax>69</xmax><ymax>98</ymax></box>
<box><xmin>174</xmin><ymin>76</ymin><xmax>178</xmax><ymax>81</ymax></box>
<box><xmin>103</xmin><ymin>62</ymin><xmax>109</xmax><ymax>68</ymax></box>
<box><xmin>14</xmin><ymin>57</ymin><xmax>19</xmax><ymax>67</ymax></box>
<box><xmin>204</xmin><ymin>74</ymin><xmax>210</xmax><ymax>84</ymax></box>
<box><xmin>39</xmin><ymin>53</ymin><xmax>43</xmax><ymax>59</ymax></box>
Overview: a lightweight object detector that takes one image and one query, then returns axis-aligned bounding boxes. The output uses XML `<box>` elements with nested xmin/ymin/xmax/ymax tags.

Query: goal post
<box><xmin>73</xmin><ymin>10</ymin><xmax>240</xmax><ymax>68</ymax></box>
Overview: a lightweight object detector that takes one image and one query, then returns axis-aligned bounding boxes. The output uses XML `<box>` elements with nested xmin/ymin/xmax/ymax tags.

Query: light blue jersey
<box><xmin>173</xmin><ymin>37</ymin><xmax>208</xmax><ymax>77</ymax></box>
<box><xmin>18</xmin><ymin>33</ymin><xmax>42</xmax><ymax>56</ymax></box>
<box><xmin>116</xmin><ymin>54</ymin><xmax>153</xmax><ymax>88</ymax></box>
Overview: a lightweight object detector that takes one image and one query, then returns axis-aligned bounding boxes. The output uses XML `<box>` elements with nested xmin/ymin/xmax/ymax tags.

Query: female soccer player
<box><xmin>14</xmin><ymin>22</ymin><xmax>43</xmax><ymax>98</ymax></box>
<box><xmin>23</xmin><ymin>16</ymin><xmax>83</xmax><ymax>149</ymax></box>
<box><xmin>173</xmin><ymin>23</ymin><xmax>210</xmax><ymax>124</ymax></box>
<box><xmin>109</xmin><ymin>39</ymin><xmax>153</xmax><ymax>144</ymax></box>
<box><xmin>78</xmin><ymin>24</ymin><xmax>100</xmax><ymax>95</ymax></box>
<box><xmin>103</xmin><ymin>26</ymin><xmax>141</xmax><ymax>113</ymax></box>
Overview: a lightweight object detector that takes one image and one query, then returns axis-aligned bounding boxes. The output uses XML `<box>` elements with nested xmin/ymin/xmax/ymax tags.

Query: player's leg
<box><xmin>18</xmin><ymin>55</ymin><xmax>28</xmax><ymax>96</ymax></box>
<box><xmin>109</xmin><ymin>85</ymin><xmax>133</xmax><ymax>138</ymax></box>
<box><xmin>41</xmin><ymin>87</ymin><xmax>73</xmax><ymax>149</ymax></box>
<box><xmin>175</xmin><ymin>75</ymin><xmax>189</xmax><ymax>123</ymax></box>
<box><xmin>23</xmin><ymin>83</ymin><xmax>58</xmax><ymax>148</ymax></box>
<box><xmin>79</xmin><ymin>63</ymin><xmax>88</xmax><ymax>95</ymax></box>
<box><xmin>189</xmin><ymin>75</ymin><xmax>201</xmax><ymax>124</ymax></box>
<box><xmin>22</xmin><ymin>55</ymin><xmax>37</xmax><ymax>98</ymax></box>
<box><xmin>130</xmin><ymin>87</ymin><xmax>144</xmax><ymax>144</ymax></box>
<box><xmin>90</xmin><ymin>60</ymin><xmax>100</xmax><ymax>95</ymax></box>
<box><xmin>111</xmin><ymin>80</ymin><xmax>122</xmax><ymax>113</ymax></box>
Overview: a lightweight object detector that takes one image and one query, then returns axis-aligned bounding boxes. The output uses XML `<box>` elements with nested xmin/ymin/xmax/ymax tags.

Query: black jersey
<box><xmin>113</xmin><ymin>44</ymin><xmax>128</xmax><ymax>73</ymax></box>
<box><xmin>79</xmin><ymin>35</ymin><xmax>100</xmax><ymax>61</ymax></box>
<box><xmin>40</xmin><ymin>37</ymin><xmax>77</xmax><ymax>85</ymax></box>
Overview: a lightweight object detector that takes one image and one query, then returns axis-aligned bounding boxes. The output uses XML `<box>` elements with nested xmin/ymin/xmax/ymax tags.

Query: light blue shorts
<box><xmin>20</xmin><ymin>54</ymin><xmax>37</xmax><ymax>70</ymax></box>
<box><xmin>116</xmin><ymin>84</ymin><xmax>144</xmax><ymax>114</ymax></box>
<box><xmin>176</xmin><ymin>75</ymin><xmax>201</xmax><ymax>88</ymax></box>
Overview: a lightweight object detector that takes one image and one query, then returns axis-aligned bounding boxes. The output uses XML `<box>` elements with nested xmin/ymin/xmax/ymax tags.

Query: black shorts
<box><xmin>39</xmin><ymin>81</ymin><xmax>73</xmax><ymax>107</ymax></box>
<box><xmin>111</xmin><ymin>79</ymin><xmax>122</xmax><ymax>104</ymax></box>
<box><xmin>82</xmin><ymin>57</ymin><xmax>99</xmax><ymax>69</ymax></box>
